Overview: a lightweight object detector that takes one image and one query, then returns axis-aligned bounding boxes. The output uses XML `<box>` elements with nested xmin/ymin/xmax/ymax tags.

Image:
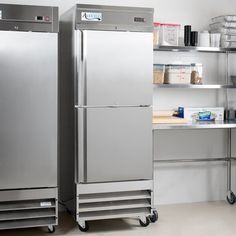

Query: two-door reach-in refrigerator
<box><xmin>0</xmin><ymin>4</ymin><xmax>58</xmax><ymax>233</ymax></box>
<box><xmin>60</xmin><ymin>4</ymin><xmax>157</xmax><ymax>231</ymax></box>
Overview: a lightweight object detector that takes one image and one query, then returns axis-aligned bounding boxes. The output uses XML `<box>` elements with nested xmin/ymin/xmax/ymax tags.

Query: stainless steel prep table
<box><xmin>153</xmin><ymin>45</ymin><xmax>236</xmax><ymax>204</ymax></box>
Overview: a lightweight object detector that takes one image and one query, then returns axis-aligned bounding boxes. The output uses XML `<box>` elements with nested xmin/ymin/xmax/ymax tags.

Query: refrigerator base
<box><xmin>0</xmin><ymin>188</ymin><xmax>58</xmax><ymax>232</ymax></box>
<box><xmin>76</xmin><ymin>180</ymin><xmax>157</xmax><ymax>231</ymax></box>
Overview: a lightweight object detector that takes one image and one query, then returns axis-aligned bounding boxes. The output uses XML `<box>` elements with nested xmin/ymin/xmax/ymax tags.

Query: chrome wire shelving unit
<box><xmin>154</xmin><ymin>45</ymin><xmax>236</xmax><ymax>53</ymax></box>
<box><xmin>154</xmin><ymin>84</ymin><xmax>236</xmax><ymax>89</ymax></box>
<box><xmin>153</xmin><ymin>120</ymin><xmax>236</xmax><ymax>130</ymax></box>
<box><xmin>153</xmin><ymin>45</ymin><xmax>236</xmax><ymax>204</ymax></box>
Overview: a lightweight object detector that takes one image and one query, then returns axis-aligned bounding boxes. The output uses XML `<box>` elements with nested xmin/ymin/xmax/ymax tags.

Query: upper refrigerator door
<box><xmin>76</xmin><ymin>30</ymin><xmax>153</xmax><ymax>106</ymax></box>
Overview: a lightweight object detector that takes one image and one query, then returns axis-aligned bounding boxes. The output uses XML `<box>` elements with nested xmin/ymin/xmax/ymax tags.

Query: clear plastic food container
<box><xmin>165</xmin><ymin>64</ymin><xmax>191</xmax><ymax>84</ymax></box>
<box><xmin>221</xmin><ymin>34</ymin><xmax>236</xmax><ymax>41</ymax></box>
<box><xmin>221</xmin><ymin>34</ymin><xmax>236</xmax><ymax>48</ymax></box>
<box><xmin>211</xmin><ymin>15</ymin><xmax>236</xmax><ymax>24</ymax></box>
<box><xmin>153</xmin><ymin>22</ymin><xmax>161</xmax><ymax>46</ymax></box>
<box><xmin>159</xmin><ymin>23</ymin><xmax>180</xmax><ymax>46</ymax></box>
<box><xmin>210</xmin><ymin>27</ymin><xmax>236</xmax><ymax>35</ymax></box>
<box><xmin>210</xmin><ymin>22</ymin><xmax>236</xmax><ymax>29</ymax></box>
<box><xmin>221</xmin><ymin>40</ymin><xmax>236</xmax><ymax>48</ymax></box>
<box><xmin>191</xmin><ymin>63</ymin><xmax>203</xmax><ymax>84</ymax></box>
<box><xmin>153</xmin><ymin>64</ymin><xmax>165</xmax><ymax>84</ymax></box>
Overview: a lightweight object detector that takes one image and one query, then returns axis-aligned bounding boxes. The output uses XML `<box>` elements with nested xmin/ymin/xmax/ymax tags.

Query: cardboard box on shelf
<box><xmin>178</xmin><ymin>107</ymin><xmax>224</xmax><ymax>121</ymax></box>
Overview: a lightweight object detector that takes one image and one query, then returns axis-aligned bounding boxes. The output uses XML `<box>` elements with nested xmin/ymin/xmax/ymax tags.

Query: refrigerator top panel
<box><xmin>75</xmin><ymin>4</ymin><xmax>153</xmax><ymax>32</ymax></box>
<box><xmin>0</xmin><ymin>4</ymin><xmax>58</xmax><ymax>33</ymax></box>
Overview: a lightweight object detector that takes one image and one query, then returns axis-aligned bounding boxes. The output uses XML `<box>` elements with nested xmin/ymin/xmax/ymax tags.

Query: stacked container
<box><xmin>210</xmin><ymin>15</ymin><xmax>236</xmax><ymax>48</ymax></box>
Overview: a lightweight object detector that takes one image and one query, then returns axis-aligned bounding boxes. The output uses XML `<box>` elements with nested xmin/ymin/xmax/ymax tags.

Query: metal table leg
<box><xmin>226</xmin><ymin>128</ymin><xmax>236</xmax><ymax>204</ymax></box>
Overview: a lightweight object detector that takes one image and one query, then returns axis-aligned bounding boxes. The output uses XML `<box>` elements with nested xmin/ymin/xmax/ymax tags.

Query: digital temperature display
<box><xmin>134</xmin><ymin>17</ymin><xmax>146</xmax><ymax>23</ymax></box>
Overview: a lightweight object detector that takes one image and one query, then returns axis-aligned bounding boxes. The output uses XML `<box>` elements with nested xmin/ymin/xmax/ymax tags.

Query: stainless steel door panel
<box><xmin>78</xmin><ymin>107</ymin><xmax>152</xmax><ymax>183</ymax></box>
<box><xmin>76</xmin><ymin>30</ymin><xmax>153</xmax><ymax>106</ymax></box>
<box><xmin>0</xmin><ymin>31</ymin><xmax>57</xmax><ymax>189</ymax></box>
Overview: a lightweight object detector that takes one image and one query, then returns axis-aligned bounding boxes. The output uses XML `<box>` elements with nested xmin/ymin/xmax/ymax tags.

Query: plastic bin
<box><xmin>221</xmin><ymin>40</ymin><xmax>236</xmax><ymax>48</ymax></box>
<box><xmin>159</xmin><ymin>23</ymin><xmax>180</xmax><ymax>46</ymax></box>
<box><xmin>165</xmin><ymin>64</ymin><xmax>191</xmax><ymax>84</ymax></box>
<box><xmin>153</xmin><ymin>64</ymin><xmax>165</xmax><ymax>84</ymax></box>
<box><xmin>211</xmin><ymin>15</ymin><xmax>236</xmax><ymax>23</ymax></box>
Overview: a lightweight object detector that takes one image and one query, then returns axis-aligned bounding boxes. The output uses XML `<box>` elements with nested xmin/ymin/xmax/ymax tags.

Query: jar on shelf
<box><xmin>191</xmin><ymin>63</ymin><xmax>203</xmax><ymax>84</ymax></box>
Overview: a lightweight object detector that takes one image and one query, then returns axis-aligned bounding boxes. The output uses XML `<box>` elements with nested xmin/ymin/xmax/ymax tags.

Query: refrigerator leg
<box><xmin>226</xmin><ymin>128</ymin><xmax>236</xmax><ymax>205</ymax></box>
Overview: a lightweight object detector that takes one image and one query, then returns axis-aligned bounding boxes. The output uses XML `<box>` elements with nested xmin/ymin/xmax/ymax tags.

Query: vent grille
<box><xmin>0</xmin><ymin>199</ymin><xmax>56</xmax><ymax>230</ymax></box>
<box><xmin>78</xmin><ymin>190</ymin><xmax>151</xmax><ymax>221</ymax></box>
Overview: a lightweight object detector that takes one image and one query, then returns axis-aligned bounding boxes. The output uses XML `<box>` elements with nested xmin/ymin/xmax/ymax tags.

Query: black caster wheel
<box><xmin>139</xmin><ymin>217</ymin><xmax>150</xmax><ymax>227</ymax></box>
<box><xmin>149</xmin><ymin>210</ymin><xmax>158</xmax><ymax>223</ymax></box>
<box><xmin>78</xmin><ymin>221</ymin><xmax>89</xmax><ymax>232</ymax></box>
<box><xmin>227</xmin><ymin>192</ymin><xmax>236</xmax><ymax>205</ymax></box>
<box><xmin>48</xmin><ymin>226</ymin><xmax>55</xmax><ymax>233</ymax></box>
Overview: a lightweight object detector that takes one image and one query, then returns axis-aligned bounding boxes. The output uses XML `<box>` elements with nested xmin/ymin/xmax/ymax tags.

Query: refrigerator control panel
<box><xmin>134</xmin><ymin>17</ymin><xmax>146</xmax><ymax>23</ymax></box>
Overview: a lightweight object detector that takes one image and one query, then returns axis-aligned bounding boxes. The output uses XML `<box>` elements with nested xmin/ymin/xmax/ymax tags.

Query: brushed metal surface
<box><xmin>75</xmin><ymin>4</ymin><xmax>153</xmax><ymax>32</ymax></box>
<box><xmin>154</xmin><ymin>84</ymin><xmax>236</xmax><ymax>89</ymax></box>
<box><xmin>79</xmin><ymin>107</ymin><xmax>152</xmax><ymax>183</ymax></box>
<box><xmin>77</xmin><ymin>180</ymin><xmax>153</xmax><ymax>194</ymax></box>
<box><xmin>0</xmin><ymin>4</ymin><xmax>58</xmax><ymax>32</ymax></box>
<box><xmin>77</xmin><ymin>30</ymin><xmax>153</xmax><ymax>107</ymax></box>
<box><xmin>0</xmin><ymin>31</ymin><xmax>58</xmax><ymax>189</ymax></box>
<box><xmin>153</xmin><ymin>120</ymin><xmax>236</xmax><ymax>130</ymax></box>
<box><xmin>0</xmin><ymin>188</ymin><xmax>58</xmax><ymax>202</ymax></box>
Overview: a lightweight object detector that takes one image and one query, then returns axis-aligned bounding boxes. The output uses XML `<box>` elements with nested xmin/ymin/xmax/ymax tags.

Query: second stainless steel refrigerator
<box><xmin>60</xmin><ymin>4</ymin><xmax>157</xmax><ymax>231</ymax></box>
<box><xmin>0</xmin><ymin>4</ymin><xmax>58</xmax><ymax>233</ymax></box>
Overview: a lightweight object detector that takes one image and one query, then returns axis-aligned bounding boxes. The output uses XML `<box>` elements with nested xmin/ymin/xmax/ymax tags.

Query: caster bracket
<box><xmin>150</xmin><ymin>210</ymin><xmax>158</xmax><ymax>223</ymax></box>
<box><xmin>48</xmin><ymin>225</ymin><xmax>55</xmax><ymax>233</ymax></box>
<box><xmin>227</xmin><ymin>191</ymin><xmax>236</xmax><ymax>205</ymax></box>
<box><xmin>139</xmin><ymin>216</ymin><xmax>150</xmax><ymax>227</ymax></box>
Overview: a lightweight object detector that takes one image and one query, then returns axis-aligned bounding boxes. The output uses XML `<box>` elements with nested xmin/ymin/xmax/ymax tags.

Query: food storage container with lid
<box><xmin>191</xmin><ymin>63</ymin><xmax>203</xmax><ymax>84</ymax></box>
<box><xmin>153</xmin><ymin>22</ymin><xmax>161</xmax><ymax>46</ymax></box>
<box><xmin>165</xmin><ymin>64</ymin><xmax>191</xmax><ymax>84</ymax></box>
<box><xmin>159</xmin><ymin>23</ymin><xmax>180</xmax><ymax>46</ymax></box>
<box><xmin>153</xmin><ymin>64</ymin><xmax>165</xmax><ymax>84</ymax></box>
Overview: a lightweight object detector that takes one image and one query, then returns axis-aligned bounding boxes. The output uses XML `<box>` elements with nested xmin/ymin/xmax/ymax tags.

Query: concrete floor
<box><xmin>1</xmin><ymin>201</ymin><xmax>236</xmax><ymax>236</ymax></box>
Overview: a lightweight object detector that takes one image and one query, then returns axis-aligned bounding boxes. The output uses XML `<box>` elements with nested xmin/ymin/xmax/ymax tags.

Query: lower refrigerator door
<box><xmin>77</xmin><ymin>107</ymin><xmax>152</xmax><ymax>183</ymax></box>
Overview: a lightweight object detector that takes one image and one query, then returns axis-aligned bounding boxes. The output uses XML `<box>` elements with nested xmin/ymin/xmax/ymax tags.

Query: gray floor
<box><xmin>1</xmin><ymin>201</ymin><xmax>236</xmax><ymax>236</ymax></box>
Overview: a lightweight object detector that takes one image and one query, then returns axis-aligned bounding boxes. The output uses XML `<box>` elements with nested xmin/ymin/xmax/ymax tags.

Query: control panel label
<box><xmin>0</xmin><ymin>11</ymin><xmax>2</xmax><ymax>20</ymax></box>
<box><xmin>40</xmin><ymin>201</ymin><xmax>52</xmax><ymax>207</ymax></box>
<box><xmin>81</xmin><ymin>12</ymin><xmax>102</xmax><ymax>22</ymax></box>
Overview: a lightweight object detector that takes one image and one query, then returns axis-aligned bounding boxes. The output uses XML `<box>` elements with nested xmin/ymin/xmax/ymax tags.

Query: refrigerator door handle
<box><xmin>77</xmin><ymin>30</ymin><xmax>87</xmax><ymax>107</ymax></box>
<box><xmin>77</xmin><ymin>108</ymin><xmax>87</xmax><ymax>183</ymax></box>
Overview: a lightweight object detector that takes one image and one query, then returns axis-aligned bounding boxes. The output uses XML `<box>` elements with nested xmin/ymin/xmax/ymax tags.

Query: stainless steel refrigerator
<box><xmin>0</xmin><ymin>4</ymin><xmax>58</xmax><ymax>233</ymax></box>
<box><xmin>60</xmin><ymin>4</ymin><xmax>157</xmax><ymax>231</ymax></box>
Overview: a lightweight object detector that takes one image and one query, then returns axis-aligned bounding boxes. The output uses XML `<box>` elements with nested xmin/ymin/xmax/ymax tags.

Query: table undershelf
<box><xmin>153</xmin><ymin>120</ymin><xmax>236</xmax><ymax>130</ymax></box>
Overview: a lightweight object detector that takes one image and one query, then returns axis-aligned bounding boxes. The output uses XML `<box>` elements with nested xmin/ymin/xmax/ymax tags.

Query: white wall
<box><xmin>4</xmin><ymin>0</ymin><xmax>236</xmax><ymax>205</ymax></box>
